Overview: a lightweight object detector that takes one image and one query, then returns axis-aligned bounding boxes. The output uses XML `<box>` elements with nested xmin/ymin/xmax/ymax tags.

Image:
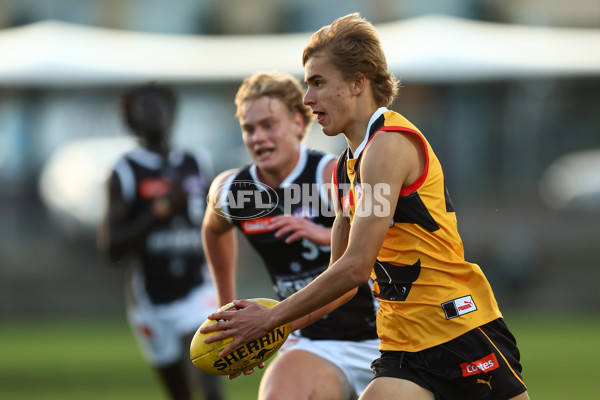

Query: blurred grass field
<box><xmin>1</xmin><ymin>312</ymin><xmax>598</xmax><ymax>399</ymax></box>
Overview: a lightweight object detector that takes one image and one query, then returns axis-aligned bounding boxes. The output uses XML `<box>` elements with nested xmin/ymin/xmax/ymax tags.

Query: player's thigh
<box><xmin>259</xmin><ymin>349</ymin><xmax>346</xmax><ymax>400</ymax></box>
<box><xmin>360</xmin><ymin>377</ymin><xmax>435</xmax><ymax>400</ymax></box>
<box><xmin>127</xmin><ymin>309</ymin><xmax>180</xmax><ymax>366</ymax></box>
<box><xmin>510</xmin><ymin>392</ymin><xmax>530</xmax><ymax>400</ymax></box>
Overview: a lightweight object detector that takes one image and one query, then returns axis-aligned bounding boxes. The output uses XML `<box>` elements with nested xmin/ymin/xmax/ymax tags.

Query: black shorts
<box><xmin>370</xmin><ymin>319</ymin><xmax>527</xmax><ymax>400</ymax></box>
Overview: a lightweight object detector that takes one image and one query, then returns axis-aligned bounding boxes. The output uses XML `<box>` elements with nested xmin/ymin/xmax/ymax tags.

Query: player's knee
<box><xmin>259</xmin><ymin>384</ymin><xmax>330</xmax><ymax>400</ymax></box>
<box><xmin>258</xmin><ymin>368</ymin><xmax>308</xmax><ymax>400</ymax></box>
<box><xmin>259</xmin><ymin>364</ymin><xmax>344</xmax><ymax>400</ymax></box>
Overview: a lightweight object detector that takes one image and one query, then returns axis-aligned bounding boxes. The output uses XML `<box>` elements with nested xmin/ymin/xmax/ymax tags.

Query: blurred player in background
<box><xmin>202</xmin><ymin>71</ymin><xmax>380</xmax><ymax>400</ymax></box>
<box><xmin>98</xmin><ymin>83</ymin><xmax>224</xmax><ymax>400</ymax></box>
<box><xmin>202</xmin><ymin>14</ymin><xmax>529</xmax><ymax>400</ymax></box>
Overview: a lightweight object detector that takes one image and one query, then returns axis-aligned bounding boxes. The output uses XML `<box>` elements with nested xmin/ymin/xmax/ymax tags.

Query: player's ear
<box><xmin>292</xmin><ymin>111</ymin><xmax>304</xmax><ymax>140</ymax></box>
<box><xmin>351</xmin><ymin>72</ymin><xmax>366</xmax><ymax>96</ymax></box>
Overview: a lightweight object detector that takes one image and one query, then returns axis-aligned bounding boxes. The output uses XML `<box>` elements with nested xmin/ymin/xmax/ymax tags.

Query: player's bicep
<box><xmin>203</xmin><ymin>170</ymin><xmax>238</xmax><ymax>235</ymax></box>
<box><xmin>343</xmin><ymin>135</ymin><xmax>407</xmax><ymax>267</ymax></box>
<box><xmin>202</xmin><ymin>208</ymin><xmax>234</xmax><ymax>239</ymax></box>
<box><xmin>98</xmin><ymin>172</ymin><xmax>130</xmax><ymax>254</ymax></box>
<box><xmin>321</xmin><ymin>158</ymin><xmax>337</xmax><ymax>203</ymax></box>
<box><xmin>106</xmin><ymin>172</ymin><xmax>131</xmax><ymax>225</ymax></box>
<box><xmin>329</xmin><ymin>212</ymin><xmax>349</xmax><ymax>265</ymax></box>
<box><xmin>329</xmin><ymin>165</ymin><xmax>350</xmax><ymax>264</ymax></box>
<box><xmin>343</xmin><ymin>196</ymin><xmax>395</xmax><ymax>272</ymax></box>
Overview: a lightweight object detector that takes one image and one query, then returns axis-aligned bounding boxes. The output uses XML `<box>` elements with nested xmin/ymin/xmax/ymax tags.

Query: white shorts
<box><xmin>126</xmin><ymin>278</ymin><xmax>218</xmax><ymax>367</ymax></box>
<box><xmin>280</xmin><ymin>333</ymin><xmax>380</xmax><ymax>398</ymax></box>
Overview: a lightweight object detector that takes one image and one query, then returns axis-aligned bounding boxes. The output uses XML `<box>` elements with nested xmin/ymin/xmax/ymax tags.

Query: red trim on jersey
<box><xmin>332</xmin><ymin>159</ymin><xmax>340</xmax><ymax>203</ymax></box>
<box><xmin>362</xmin><ymin>127</ymin><xmax>430</xmax><ymax>197</ymax></box>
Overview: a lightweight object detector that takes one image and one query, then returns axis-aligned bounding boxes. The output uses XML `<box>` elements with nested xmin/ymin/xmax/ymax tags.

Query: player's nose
<box><xmin>303</xmin><ymin>88</ymin><xmax>315</xmax><ymax>107</ymax></box>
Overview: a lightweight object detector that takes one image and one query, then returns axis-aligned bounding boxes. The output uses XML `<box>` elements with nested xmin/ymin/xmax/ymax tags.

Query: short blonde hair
<box><xmin>302</xmin><ymin>13</ymin><xmax>399</xmax><ymax>107</ymax></box>
<box><xmin>235</xmin><ymin>72</ymin><xmax>315</xmax><ymax>139</ymax></box>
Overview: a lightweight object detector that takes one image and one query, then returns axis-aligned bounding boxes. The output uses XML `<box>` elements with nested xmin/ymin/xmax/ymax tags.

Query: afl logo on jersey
<box><xmin>209</xmin><ymin>180</ymin><xmax>279</xmax><ymax>220</ymax></box>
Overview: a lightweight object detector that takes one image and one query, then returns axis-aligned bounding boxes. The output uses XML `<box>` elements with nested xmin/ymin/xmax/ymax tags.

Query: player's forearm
<box><xmin>329</xmin><ymin>215</ymin><xmax>349</xmax><ymax>265</ymax></box>
<box><xmin>105</xmin><ymin>208</ymin><xmax>159</xmax><ymax>260</ymax></box>
<box><xmin>289</xmin><ymin>216</ymin><xmax>351</xmax><ymax>331</ymax></box>
<box><xmin>290</xmin><ymin>287</ymin><xmax>357</xmax><ymax>331</ymax></box>
<box><xmin>269</xmin><ymin>212</ymin><xmax>387</xmax><ymax>332</ymax></box>
<box><xmin>268</xmin><ymin>253</ymin><xmax>370</xmax><ymax>331</ymax></box>
<box><xmin>202</xmin><ymin>227</ymin><xmax>238</xmax><ymax>305</ymax></box>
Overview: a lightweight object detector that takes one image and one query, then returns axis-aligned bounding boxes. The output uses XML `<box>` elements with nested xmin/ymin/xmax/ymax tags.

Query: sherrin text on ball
<box><xmin>190</xmin><ymin>298</ymin><xmax>291</xmax><ymax>375</ymax></box>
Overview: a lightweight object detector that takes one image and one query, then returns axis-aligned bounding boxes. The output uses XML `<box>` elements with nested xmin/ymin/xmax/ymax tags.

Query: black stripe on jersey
<box><xmin>373</xmin><ymin>259</ymin><xmax>421</xmax><ymax>302</ymax></box>
<box><xmin>369</xmin><ymin>114</ymin><xmax>386</xmax><ymax>137</ymax></box>
<box><xmin>444</xmin><ymin>181</ymin><xmax>455</xmax><ymax>213</ymax></box>
<box><xmin>334</xmin><ymin>151</ymin><xmax>349</xmax><ymax>216</ymax></box>
<box><xmin>393</xmin><ymin>192</ymin><xmax>440</xmax><ymax>232</ymax></box>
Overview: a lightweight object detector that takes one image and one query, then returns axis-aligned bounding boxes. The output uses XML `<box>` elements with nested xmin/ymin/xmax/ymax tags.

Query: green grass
<box><xmin>503</xmin><ymin>311</ymin><xmax>600</xmax><ymax>399</ymax></box>
<box><xmin>0</xmin><ymin>316</ymin><xmax>265</xmax><ymax>400</ymax></box>
<box><xmin>0</xmin><ymin>312</ymin><xmax>598</xmax><ymax>399</ymax></box>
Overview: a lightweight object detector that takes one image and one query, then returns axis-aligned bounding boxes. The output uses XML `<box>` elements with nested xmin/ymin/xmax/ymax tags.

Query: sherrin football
<box><xmin>190</xmin><ymin>298</ymin><xmax>292</xmax><ymax>375</ymax></box>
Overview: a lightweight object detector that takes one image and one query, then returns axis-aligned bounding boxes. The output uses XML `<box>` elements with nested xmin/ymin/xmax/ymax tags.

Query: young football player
<box><xmin>98</xmin><ymin>83</ymin><xmax>224</xmax><ymax>400</ymax></box>
<box><xmin>202</xmin><ymin>71</ymin><xmax>380</xmax><ymax>399</ymax></box>
<box><xmin>202</xmin><ymin>14</ymin><xmax>530</xmax><ymax>400</ymax></box>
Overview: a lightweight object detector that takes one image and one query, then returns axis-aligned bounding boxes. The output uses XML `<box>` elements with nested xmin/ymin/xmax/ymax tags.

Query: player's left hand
<box><xmin>269</xmin><ymin>215</ymin><xmax>330</xmax><ymax>246</ymax></box>
<box><xmin>200</xmin><ymin>299</ymin><xmax>274</xmax><ymax>357</ymax></box>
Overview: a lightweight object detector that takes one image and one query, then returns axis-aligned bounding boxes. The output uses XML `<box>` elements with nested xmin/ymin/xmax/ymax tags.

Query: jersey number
<box><xmin>300</xmin><ymin>238</ymin><xmax>330</xmax><ymax>261</ymax></box>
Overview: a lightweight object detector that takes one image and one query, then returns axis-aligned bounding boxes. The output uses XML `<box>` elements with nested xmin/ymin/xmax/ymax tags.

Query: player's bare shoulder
<box><xmin>204</xmin><ymin>169</ymin><xmax>239</xmax><ymax>224</ymax></box>
<box><xmin>321</xmin><ymin>158</ymin><xmax>337</xmax><ymax>184</ymax></box>
<box><xmin>207</xmin><ymin>169</ymin><xmax>238</xmax><ymax>206</ymax></box>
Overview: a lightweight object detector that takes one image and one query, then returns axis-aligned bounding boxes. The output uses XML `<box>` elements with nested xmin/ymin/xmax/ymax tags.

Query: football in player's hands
<box><xmin>190</xmin><ymin>298</ymin><xmax>291</xmax><ymax>375</ymax></box>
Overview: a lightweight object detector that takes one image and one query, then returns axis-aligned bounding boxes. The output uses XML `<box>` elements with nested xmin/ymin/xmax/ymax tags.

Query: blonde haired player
<box><xmin>202</xmin><ymin>14</ymin><xmax>530</xmax><ymax>400</ymax></box>
<box><xmin>202</xmin><ymin>71</ymin><xmax>380</xmax><ymax>400</ymax></box>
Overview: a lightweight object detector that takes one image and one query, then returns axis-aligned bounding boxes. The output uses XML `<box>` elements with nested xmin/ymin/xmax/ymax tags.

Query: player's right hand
<box><xmin>270</xmin><ymin>215</ymin><xmax>331</xmax><ymax>246</ymax></box>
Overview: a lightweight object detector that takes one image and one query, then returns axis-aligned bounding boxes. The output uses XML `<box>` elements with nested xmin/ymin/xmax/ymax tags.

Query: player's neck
<box><xmin>256</xmin><ymin>167</ymin><xmax>289</xmax><ymax>188</ymax></box>
<box><xmin>344</xmin><ymin>102</ymin><xmax>378</xmax><ymax>155</ymax></box>
<box><xmin>141</xmin><ymin>140</ymin><xmax>170</xmax><ymax>157</ymax></box>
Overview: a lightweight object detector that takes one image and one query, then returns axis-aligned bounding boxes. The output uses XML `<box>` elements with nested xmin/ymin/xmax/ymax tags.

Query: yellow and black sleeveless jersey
<box><xmin>333</xmin><ymin>108</ymin><xmax>502</xmax><ymax>352</ymax></box>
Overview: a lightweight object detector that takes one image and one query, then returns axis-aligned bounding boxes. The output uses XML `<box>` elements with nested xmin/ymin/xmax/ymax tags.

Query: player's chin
<box><xmin>320</xmin><ymin>125</ymin><xmax>340</xmax><ymax>137</ymax></box>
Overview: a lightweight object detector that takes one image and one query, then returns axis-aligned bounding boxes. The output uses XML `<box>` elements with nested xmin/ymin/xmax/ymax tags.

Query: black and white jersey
<box><xmin>113</xmin><ymin>146</ymin><xmax>211</xmax><ymax>305</ymax></box>
<box><xmin>222</xmin><ymin>145</ymin><xmax>378</xmax><ymax>341</ymax></box>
